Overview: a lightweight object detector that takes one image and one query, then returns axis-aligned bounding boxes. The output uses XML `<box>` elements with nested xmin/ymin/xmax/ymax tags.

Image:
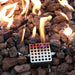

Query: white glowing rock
<box><xmin>64</xmin><ymin>27</ymin><xmax>72</xmax><ymax>37</ymax></box>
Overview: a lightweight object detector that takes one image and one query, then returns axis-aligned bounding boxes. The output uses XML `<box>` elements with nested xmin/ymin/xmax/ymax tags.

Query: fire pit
<box><xmin>0</xmin><ymin>0</ymin><xmax>75</xmax><ymax>75</ymax></box>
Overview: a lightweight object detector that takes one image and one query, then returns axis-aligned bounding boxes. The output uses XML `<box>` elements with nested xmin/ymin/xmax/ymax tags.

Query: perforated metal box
<box><xmin>29</xmin><ymin>43</ymin><xmax>52</xmax><ymax>63</ymax></box>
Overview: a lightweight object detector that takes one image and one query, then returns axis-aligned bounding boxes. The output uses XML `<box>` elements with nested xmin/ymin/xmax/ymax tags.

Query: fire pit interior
<box><xmin>0</xmin><ymin>0</ymin><xmax>75</xmax><ymax>75</ymax></box>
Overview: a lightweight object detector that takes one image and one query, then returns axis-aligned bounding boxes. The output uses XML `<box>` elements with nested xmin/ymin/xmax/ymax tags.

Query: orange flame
<box><xmin>64</xmin><ymin>27</ymin><xmax>72</xmax><ymax>37</ymax></box>
<box><xmin>0</xmin><ymin>2</ymin><xmax>18</xmax><ymax>29</ymax></box>
<box><xmin>31</xmin><ymin>0</ymin><xmax>41</xmax><ymax>15</ymax></box>
<box><xmin>58</xmin><ymin>0</ymin><xmax>74</xmax><ymax>11</ymax></box>
<box><xmin>21</xmin><ymin>0</ymin><xmax>29</xmax><ymax>19</ymax></box>
<box><xmin>32</xmin><ymin>26</ymin><xmax>36</xmax><ymax>38</ymax></box>
<box><xmin>40</xmin><ymin>16</ymin><xmax>52</xmax><ymax>42</ymax></box>
<box><xmin>0</xmin><ymin>0</ymin><xmax>8</xmax><ymax>4</ymax></box>
<box><xmin>21</xmin><ymin>28</ymin><xmax>26</xmax><ymax>43</ymax></box>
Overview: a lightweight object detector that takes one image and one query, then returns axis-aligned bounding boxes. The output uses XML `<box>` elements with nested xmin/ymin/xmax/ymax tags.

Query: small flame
<box><xmin>59</xmin><ymin>11</ymin><xmax>69</xmax><ymax>21</ymax></box>
<box><xmin>21</xmin><ymin>28</ymin><xmax>26</xmax><ymax>43</ymax></box>
<box><xmin>7</xmin><ymin>16</ymin><xmax>13</xmax><ymax>29</ymax></box>
<box><xmin>32</xmin><ymin>26</ymin><xmax>36</xmax><ymax>38</ymax></box>
<box><xmin>64</xmin><ymin>27</ymin><xmax>72</xmax><ymax>37</ymax></box>
<box><xmin>0</xmin><ymin>2</ymin><xmax>18</xmax><ymax>29</ymax></box>
<box><xmin>21</xmin><ymin>0</ymin><xmax>29</xmax><ymax>19</ymax></box>
<box><xmin>31</xmin><ymin>0</ymin><xmax>41</xmax><ymax>15</ymax></box>
<box><xmin>0</xmin><ymin>0</ymin><xmax>8</xmax><ymax>4</ymax></box>
<box><xmin>40</xmin><ymin>16</ymin><xmax>52</xmax><ymax>42</ymax></box>
<box><xmin>58</xmin><ymin>0</ymin><xmax>74</xmax><ymax>11</ymax></box>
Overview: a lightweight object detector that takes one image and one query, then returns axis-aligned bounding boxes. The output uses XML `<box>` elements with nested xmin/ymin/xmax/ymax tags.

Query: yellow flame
<box><xmin>21</xmin><ymin>0</ymin><xmax>29</xmax><ymax>19</ymax></box>
<box><xmin>40</xmin><ymin>15</ymin><xmax>52</xmax><ymax>42</ymax></box>
<box><xmin>0</xmin><ymin>0</ymin><xmax>8</xmax><ymax>4</ymax></box>
<box><xmin>21</xmin><ymin>28</ymin><xmax>26</xmax><ymax>43</ymax></box>
<box><xmin>7</xmin><ymin>16</ymin><xmax>13</xmax><ymax>29</ymax></box>
<box><xmin>31</xmin><ymin>0</ymin><xmax>41</xmax><ymax>15</ymax></box>
<box><xmin>59</xmin><ymin>11</ymin><xmax>69</xmax><ymax>21</ymax></box>
<box><xmin>32</xmin><ymin>26</ymin><xmax>36</xmax><ymax>38</ymax></box>
<box><xmin>58</xmin><ymin>0</ymin><xmax>74</xmax><ymax>11</ymax></box>
<box><xmin>0</xmin><ymin>2</ymin><xmax>18</xmax><ymax>29</ymax></box>
<box><xmin>64</xmin><ymin>27</ymin><xmax>72</xmax><ymax>37</ymax></box>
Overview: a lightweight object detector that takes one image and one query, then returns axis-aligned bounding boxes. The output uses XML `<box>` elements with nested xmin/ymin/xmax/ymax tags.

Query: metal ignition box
<box><xmin>29</xmin><ymin>43</ymin><xmax>52</xmax><ymax>63</ymax></box>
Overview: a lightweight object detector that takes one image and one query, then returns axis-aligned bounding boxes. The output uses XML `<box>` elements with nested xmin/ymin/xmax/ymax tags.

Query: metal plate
<box><xmin>29</xmin><ymin>43</ymin><xmax>52</xmax><ymax>63</ymax></box>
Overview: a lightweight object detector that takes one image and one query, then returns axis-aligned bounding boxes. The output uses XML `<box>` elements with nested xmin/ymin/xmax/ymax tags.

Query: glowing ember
<box><xmin>64</xmin><ymin>27</ymin><xmax>72</xmax><ymax>37</ymax></box>
<box><xmin>21</xmin><ymin>28</ymin><xmax>26</xmax><ymax>43</ymax></box>
<box><xmin>58</xmin><ymin>0</ymin><xmax>74</xmax><ymax>11</ymax></box>
<box><xmin>40</xmin><ymin>15</ymin><xmax>52</xmax><ymax>42</ymax></box>
<box><xmin>21</xmin><ymin>0</ymin><xmax>29</xmax><ymax>19</ymax></box>
<box><xmin>0</xmin><ymin>0</ymin><xmax>8</xmax><ymax>4</ymax></box>
<box><xmin>0</xmin><ymin>2</ymin><xmax>18</xmax><ymax>29</ymax></box>
<box><xmin>31</xmin><ymin>0</ymin><xmax>41</xmax><ymax>15</ymax></box>
<box><xmin>32</xmin><ymin>26</ymin><xmax>36</xmax><ymax>38</ymax></box>
<box><xmin>59</xmin><ymin>11</ymin><xmax>69</xmax><ymax>21</ymax></box>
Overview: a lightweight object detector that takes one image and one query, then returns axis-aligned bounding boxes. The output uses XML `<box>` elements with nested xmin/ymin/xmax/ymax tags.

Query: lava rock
<box><xmin>31</xmin><ymin>69</ymin><xmax>37</xmax><ymax>75</ymax></box>
<box><xmin>0</xmin><ymin>36</ymin><xmax>4</xmax><ymax>43</ymax></box>
<box><xmin>9</xmin><ymin>46</ymin><xmax>17</xmax><ymax>57</ymax></box>
<box><xmin>27</xmin><ymin>24</ymin><xmax>34</xmax><ymax>31</ymax></box>
<box><xmin>47</xmin><ymin>3</ymin><xmax>60</xmax><ymax>12</ymax></box>
<box><xmin>68</xmin><ymin>64</ymin><xmax>74</xmax><ymax>72</ymax></box>
<box><xmin>29</xmin><ymin>33</ymin><xmax>40</xmax><ymax>44</ymax></box>
<box><xmin>1</xmin><ymin>72</ymin><xmax>9</xmax><ymax>75</ymax></box>
<box><xmin>37</xmin><ymin>68</ymin><xmax>46</xmax><ymax>75</ymax></box>
<box><xmin>50</xmin><ymin>40</ymin><xmax>61</xmax><ymax>48</ymax></box>
<box><xmin>0</xmin><ymin>43</ymin><xmax>7</xmax><ymax>50</ymax></box>
<box><xmin>10</xmin><ymin>69</ymin><xmax>17</xmax><ymax>75</ymax></box>
<box><xmin>14</xmin><ymin>64</ymin><xmax>30</xmax><ymax>73</ymax></box>
<box><xmin>20</xmin><ymin>46</ymin><xmax>28</xmax><ymax>55</ymax></box>
<box><xmin>50</xmin><ymin>33</ymin><xmax>60</xmax><ymax>40</ymax></box>
<box><xmin>53</xmin><ymin>15</ymin><xmax>68</xmax><ymax>24</ymax></box>
<box><xmin>57</xmin><ymin>63</ymin><xmax>68</xmax><ymax>75</ymax></box>
<box><xmin>52</xmin><ymin>58</ymin><xmax>60</xmax><ymax>66</ymax></box>
<box><xmin>2</xmin><ymin>56</ymin><xmax>27</xmax><ymax>71</ymax></box>
<box><xmin>6</xmin><ymin>38</ymin><xmax>15</xmax><ymax>48</ymax></box>
<box><xmin>60</xmin><ymin>33</ymin><xmax>68</xmax><ymax>43</ymax></box>
<box><xmin>71</xmin><ymin>70</ymin><xmax>75</xmax><ymax>75</ymax></box>
<box><xmin>69</xmin><ymin>33</ymin><xmax>75</xmax><ymax>46</ymax></box>
<box><xmin>50</xmin><ymin>39</ymin><xmax>61</xmax><ymax>52</ymax></box>
<box><xmin>73</xmin><ymin>55</ymin><xmax>75</xmax><ymax>62</ymax></box>
<box><xmin>12</xmin><ymin>32</ymin><xmax>21</xmax><ymax>44</ymax></box>
<box><xmin>1</xmin><ymin>49</ymin><xmax>8</xmax><ymax>56</ymax></box>
<box><xmin>20</xmin><ymin>72</ymin><xmax>31</xmax><ymax>75</ymax></box>
<box><xmin>0</xmin><ymin>55</ymin><xmax>3</xmax><ymax>65</ymax></box>
<box><xmin>0</xmin><ymin>68</ymin><xmax>3</xmax><ymax>75</ymax></box>
<box><xmin>49</xmin><ymin>72</ymin><xmax>57</xmax><ymax>75</ymax></box>
<box><xmin>51</xmin><ymin>66</ymin><xmax>57</xmax><ymax>72</ymax></box>
<box><xmin>65</xmin><ymin>55</ymin><xmax>73</xmax><ymax>64</ymax></box>
<box><xmin>25</xmin><ymin>27</ymin><xmax>31</xmax><ymax>38</ymax></box>
<box><xmin>56</xmin><ymin>52</ymin><xmax>65</xmax><ymax>59</ymax></box>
